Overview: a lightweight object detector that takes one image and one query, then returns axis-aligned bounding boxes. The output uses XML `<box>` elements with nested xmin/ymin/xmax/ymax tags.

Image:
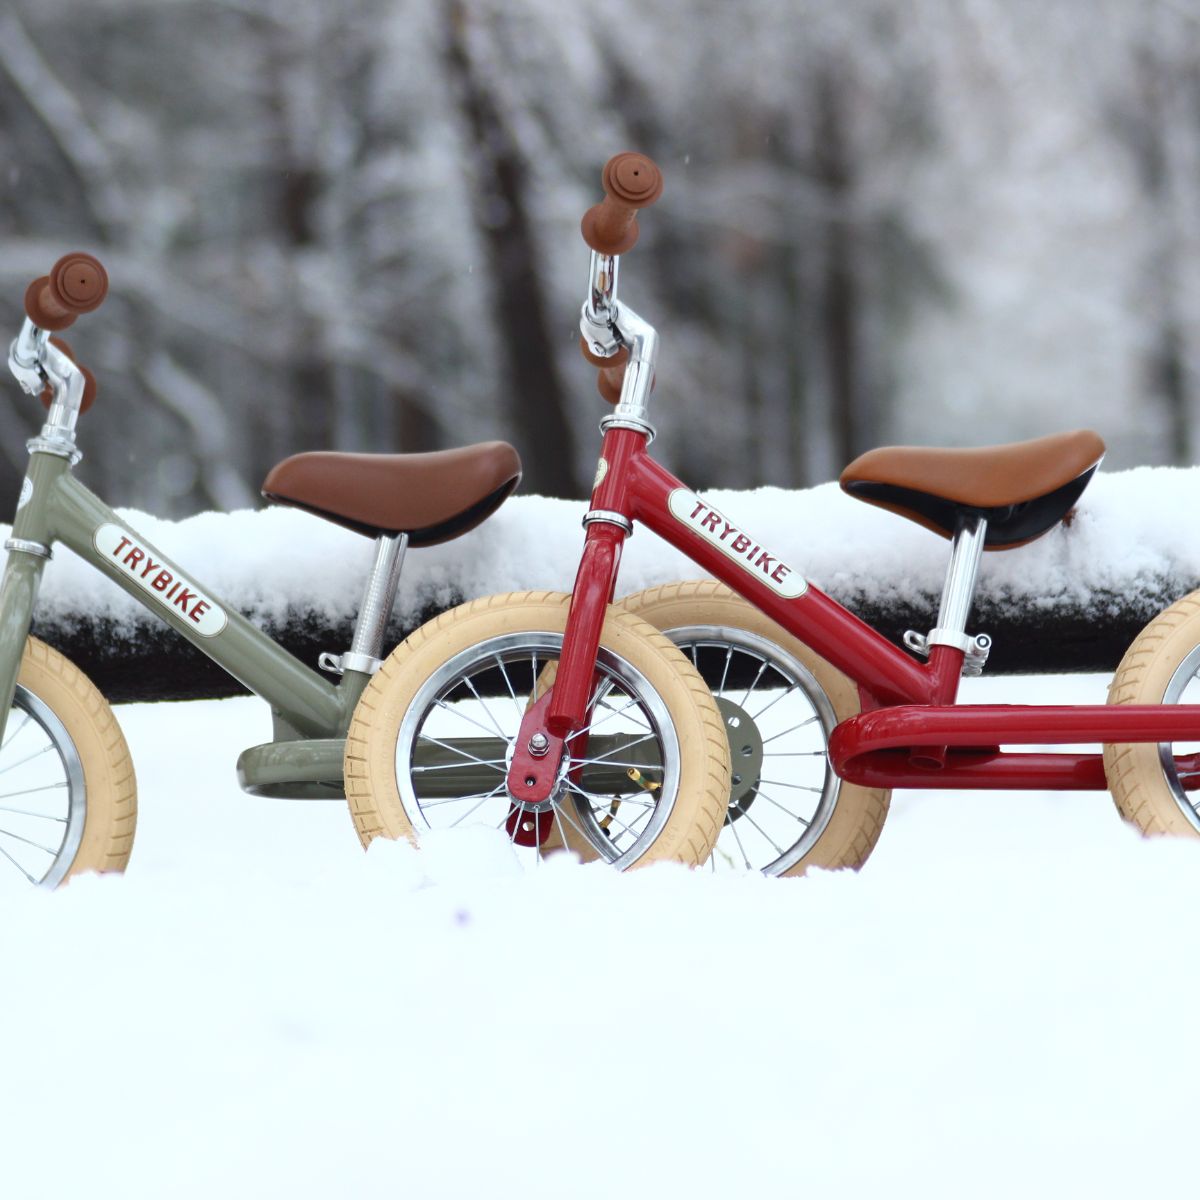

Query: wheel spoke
<box><xmin>551</xmin><ymin>799</ymin><xmax>573</xmax><ymax>853</ymax></box>
<box><xmin>574</xmin><ymin>694</ymin><xmax>650</xmax><ymax>739</ymax></box>
<box><xmin>737</xmin><ymin>807</ymin><xmax>785</xmax><ymax>856</ymax></box>
<box><xmin>566</xmin><ymin>780</ymin><xmax>648</xmax><ymax>844</ymax></box>
<box><xmin>461</xmin><ymin>674</ymin><xmax>510</xmax><ymax>741</ymax></box>
<box><xmin>0</xmin><ymin>794</ymin><xmax>68</xmax><ymax>820</ymax></box>
<box><xmin>1</xmin><ymin>712</ymin><xmax>31</xmax><ymax>750</ymax></box>
<box><xmin>0</xmin><ymin>743</ymin><xmax>55</xmax><ymax>776</ymax></box>
<box><xmin>432</xmin><ymin>698</ymin><xmax>512</xmax><ymax>742</ymax></box>
<box><xmin>724</xmin><ymin>808</ymin><xmax>754</xmax><ymax>870</ymax></box>
<box><xmin>576</xmin><ymin>731</ymin><xmax>656</xmax><ymax>766</ymax></box>
<box><xmin>0</xmin><ymin>840</ymin><xmax>38</xmax><ymax>884</ymax></box>
<box><xmin>0</xmin><ymin>824</ymin><xmax>60</xmax><ymax>856</ymax></box>
<box><xmin>415</xmin><ymin>733</ymin><xmax>507</xmax><ymax>772</ymax></box>
<box><xmin>571</xmin><ymin>757</ymin><xmax>655</xmax><ymax>770</ymax></box>
<box><xmin>495</xmin><ymin>655</ymin><xmax>526</xmax><ymax>723</ymax></box>
<box><xmin>447</xmin><ymin>782</ymin><xmax>507</xmax><ymax>828</ymax></box>
<box><xmin>761</xmin><ymin>717</ymin><xmax>819</xmax><ymax>745</ymax></box>
<box><xmin>420</xmin><ymin>790</ymin><xmax>510</xmax><ymax>810</ymax></box>
<box><xmin>553</xmin><ymin>796</ymin><xmax>602</xmax><ymax>849</ymax></box>
<box><xmin>411</xmin><ymin>758</ymin><xmax>507</xmax><ymax>774</ymax></box>
<box><xmin>758</xmin><ymin>778</ymin><xmax>823</xmax><ymax>793</ymax></box>
<box><xmin>756</xmin><ymin>789</ymin><xmax>812</xmax><ymax>826</ymax></box>
<box><xmin>717</xmin><ymin>645</ymin><xmax>734</xmax><ymax>697</ymax></box>
<box><xmin>738</xmin><ymin>660</ymin><xmax>770</xmax><ymax>709</ymax></box>
<box><xmin>750</xmin><ymin>684</ymin><xmax>799</xmax><ymax>722</ymax></box>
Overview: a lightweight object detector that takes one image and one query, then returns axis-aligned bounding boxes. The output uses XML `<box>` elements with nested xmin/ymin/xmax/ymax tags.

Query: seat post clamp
<box><xmin>903</xmin><ymin>628</ymin><xmax>992</xmax><ymax>677</ymax></box>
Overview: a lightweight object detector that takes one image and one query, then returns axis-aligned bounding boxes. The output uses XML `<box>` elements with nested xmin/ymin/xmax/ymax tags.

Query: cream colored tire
<box><xmin>1104</xmin><ymin>591</ymin><xmax>1200</xmax><ymax>836</ymax></box>
<box><xmin>605</xmin><ymin>580</ymin><xmax>889</xmax><ymax>876</ymax></box>
<box><xmin>0</xmin><ymin>637</ymin><xmax>137</xmax><ymax>887</ymax></box>
<box><xmin>344</xmin><ymin>591</ymin><xmax>731</xmax><ymax>869</ymax></box>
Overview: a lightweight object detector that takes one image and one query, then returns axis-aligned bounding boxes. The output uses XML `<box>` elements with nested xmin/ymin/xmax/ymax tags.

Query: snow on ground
<box><xmin>25</xmin><ymin>464</ymin><xmax>1200</xmax><ymax>638</ymax></box>
<box><xmin>2</xmin><ymin>672</ymin><xmax>1199</xmax><ymax>1198</ymax></box>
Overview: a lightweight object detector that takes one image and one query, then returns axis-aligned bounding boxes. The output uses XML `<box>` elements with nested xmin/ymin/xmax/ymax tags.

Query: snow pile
<box><xmin>23</xmin><ymin>465</ymin><xmax>1200</xmax><ymax>638</ymax></box>
<box><xmin>2</xmin><ymin>676</ymin><xmax>1200</xmax><ymax>1198</ymax></box>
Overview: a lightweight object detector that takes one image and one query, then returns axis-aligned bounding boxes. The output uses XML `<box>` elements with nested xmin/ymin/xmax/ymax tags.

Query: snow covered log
<box><xmin>21</xmin><ymin>467</ymin><xmax>1200</xmax><ymax>702</ymax></box>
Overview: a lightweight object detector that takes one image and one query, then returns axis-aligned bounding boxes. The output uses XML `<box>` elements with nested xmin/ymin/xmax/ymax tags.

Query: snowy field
<box><xmin>4</xmin><ymin>671</ymin><xmax>1200</xmax><ymax>1198</ymax></box>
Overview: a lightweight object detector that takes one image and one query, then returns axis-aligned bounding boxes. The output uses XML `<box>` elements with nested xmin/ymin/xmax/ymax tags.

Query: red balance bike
<box><xmin>346</xmin><ymin>153</ymin><xmax>1200</xmax><ymax>876</ymax></box>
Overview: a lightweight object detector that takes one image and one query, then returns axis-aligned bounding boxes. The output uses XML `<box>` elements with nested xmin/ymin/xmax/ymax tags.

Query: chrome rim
<box><xmin>395</xmin><ymin>631</ymin><xmax>681</xmax><ymax>869</ymax></box>
<box><xmin>1158</xmin><ymin>643</ymin><xmax>1200</xmax><ymax>832</ymax></box>
<box><xmin>667</xmin><ymin>625</ymin><xmax>839</xmax><ymax>875</ymax></box>
<box><xmin>0</xmin><ymin>686</ymin><xmax>85</xmax><ymax>889</ymax></box>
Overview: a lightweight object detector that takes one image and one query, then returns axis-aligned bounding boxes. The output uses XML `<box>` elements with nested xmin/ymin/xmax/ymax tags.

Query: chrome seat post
<box><xmin>903</xmin><ymin>514</ymin><xmax>993</xmax><ymax>676</ymax></box>
<box><xmin>320</xmin><ymin>532</ymin><xmax>408</xmax><ymax>677</ymax></box>
<box><xmin>934</xmin><ymin>514</ymin><xmax>987</xmax><ymax>642</ymax></box>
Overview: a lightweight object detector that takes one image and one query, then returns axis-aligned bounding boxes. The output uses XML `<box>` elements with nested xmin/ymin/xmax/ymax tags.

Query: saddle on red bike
<box><xmin>840</xmin><ymin>429</ymin><xmax>1105</xmax><ymax>549</ymax></box>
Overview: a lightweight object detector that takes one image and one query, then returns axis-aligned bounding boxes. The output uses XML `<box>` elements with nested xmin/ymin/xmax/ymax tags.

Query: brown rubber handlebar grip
<box><xmin>580</xmin><ymin>152</ymin><xmax>664</xmax><ymax>256</ymax></box>
<box><xmin>39</xmin><ymin>336</ymin><xmax>97</xmax><ymax>413</ymax></box>
<box><xmin>24</xmin><ymin>253</ymin><xmax>109</xmax><ymax>331</ymax></box>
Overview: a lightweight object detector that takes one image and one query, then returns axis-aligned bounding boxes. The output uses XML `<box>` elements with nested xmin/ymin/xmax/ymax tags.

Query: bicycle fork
<box><xmin>504</xmin><ymin>429</ymin><xmax>641</xmax><ymax>807</ymax></box>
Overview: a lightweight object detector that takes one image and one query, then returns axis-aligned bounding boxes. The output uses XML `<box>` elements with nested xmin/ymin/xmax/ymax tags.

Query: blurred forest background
<box><xmin>0</xmin><ymin>0</ymin><xmax>1197</xmax><ymax>516</ymax></box>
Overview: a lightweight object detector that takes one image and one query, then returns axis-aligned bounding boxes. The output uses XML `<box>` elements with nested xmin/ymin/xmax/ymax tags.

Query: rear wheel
<box><xmin>344</xmin><ymin>592</ymin><xmax>731</xmax><ymax>869</ymax></box>
<box><xmin>614</xmin><ymin>581</ymin><xmax>889</xmax><ymax>875</ymax></box>
<box><xmin>0</xmin><ymin>637</ymin><xmax>137</xmax><ymax>888</ymax></box>
<box><xmin>1104</xmin><ymin>591</ymin><xmax>1200</xmax><ymax>836</ymax></box>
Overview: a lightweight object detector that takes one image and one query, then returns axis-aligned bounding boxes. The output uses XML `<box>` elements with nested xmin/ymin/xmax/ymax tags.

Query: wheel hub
<box><xmin>715</xmin><ymin>696</ymin><xmax>763</xmax><ymax>820</ymax></box>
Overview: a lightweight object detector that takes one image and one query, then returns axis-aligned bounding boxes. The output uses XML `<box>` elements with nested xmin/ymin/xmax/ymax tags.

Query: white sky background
<box><xmin>3</xmin><ymin>672</ymin><xmax>1200</xmax><ymax>1198</ymax></box>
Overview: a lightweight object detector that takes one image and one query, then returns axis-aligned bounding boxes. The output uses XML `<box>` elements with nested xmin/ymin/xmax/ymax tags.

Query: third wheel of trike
<box><xmin>612</xmin><ymin>581</ymin><xmax>890</xmax><ymax>876</ymax></box>
<box><xmin>343</xmin><ymin>591</ymin><xmax>731</xmax><ymax>870</ymax></box>
<box><xmin>1105</xmin><ymin>589</ymin><xmax>1200</xmax><ymax>836</ymax></box>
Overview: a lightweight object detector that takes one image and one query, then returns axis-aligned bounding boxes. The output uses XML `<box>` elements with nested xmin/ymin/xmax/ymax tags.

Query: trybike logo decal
<box><xmin>667</xmin><ymin>490</ymin><xmax>808</xmax><ymax>599</ymax></box>
<box><xmin>94</xmin><ymin>524</ymin><xmax>228</xmax><ymax>637</ymax></box>
<box><xmin>17</xmin><ymin>479</ymin><xmax>32</xmax><ymax>509</ymax></box>
<box><xmin>593</xmin><ymin>457</ymin><xmax>609</xmax><ymax>492</ymax></box>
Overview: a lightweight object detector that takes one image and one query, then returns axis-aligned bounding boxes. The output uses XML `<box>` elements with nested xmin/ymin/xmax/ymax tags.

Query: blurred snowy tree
<box><xmin>0</xmin><ymin>0</ymin><xmax>1195</xmax><ymax>516</ymax></box>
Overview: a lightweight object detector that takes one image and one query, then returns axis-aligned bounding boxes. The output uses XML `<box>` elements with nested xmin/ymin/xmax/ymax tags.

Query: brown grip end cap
<box><xmin>602</xmin><ymin>153</ymin><xmax>663</xmax><ymax>208</ymax></box>
<box><xmin>50</xmin><ymin>253</ymin><xmax>108</xmax><ymax>313</ymax></box>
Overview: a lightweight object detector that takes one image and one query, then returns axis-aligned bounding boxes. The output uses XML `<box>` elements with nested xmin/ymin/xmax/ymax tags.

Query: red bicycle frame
<box><xmin>504</xmin><ymin>425</ymin><xmax>1200</xmax><ymax>801</ymax></box>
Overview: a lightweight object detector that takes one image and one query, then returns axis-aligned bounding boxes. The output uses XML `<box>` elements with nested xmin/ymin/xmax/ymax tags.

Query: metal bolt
<box><xmin>528</xmin><ymin>732</ymin><xmax>550</xmax><ymax>757</ymax></box>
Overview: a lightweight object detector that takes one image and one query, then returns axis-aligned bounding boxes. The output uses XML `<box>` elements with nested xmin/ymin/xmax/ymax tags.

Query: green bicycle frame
<box><xmin>0</xmin><ymin>447</ymin><xmax>360</xmax><ymax>747</ymax></box>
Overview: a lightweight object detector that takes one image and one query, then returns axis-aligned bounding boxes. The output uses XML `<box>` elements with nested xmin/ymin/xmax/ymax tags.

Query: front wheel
<box><xmin>1105</xmin><ymin>590</ymin><xmax>1200</xmax><ymax>836</ymax></box>
<box><xmin>343</xmin><ymin>592</ymin><xmax>731</xmax><ymax>870</ymax></box>
<box><xmin>0</xmin><ymin>637</ymin><xmax>137</xmax><ymax>887</ymax></box>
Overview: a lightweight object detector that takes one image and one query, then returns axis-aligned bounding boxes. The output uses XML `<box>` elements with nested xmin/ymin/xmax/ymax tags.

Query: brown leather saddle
<box><xmin>840</xmin><ymin>430</ymin><xmax>1105</xmax><ymax>549</ymax></box>
<box><xmin>262</xmin><ymin>441</ymin><xmax>522</xmax><ymax>545</ymax></box>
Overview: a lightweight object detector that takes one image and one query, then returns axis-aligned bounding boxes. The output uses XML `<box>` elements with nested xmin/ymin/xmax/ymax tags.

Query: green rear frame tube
<box><xmin>0</xmin><ymin>450</ymin><xmax>351</xmax><ymax>741</ymax></box>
